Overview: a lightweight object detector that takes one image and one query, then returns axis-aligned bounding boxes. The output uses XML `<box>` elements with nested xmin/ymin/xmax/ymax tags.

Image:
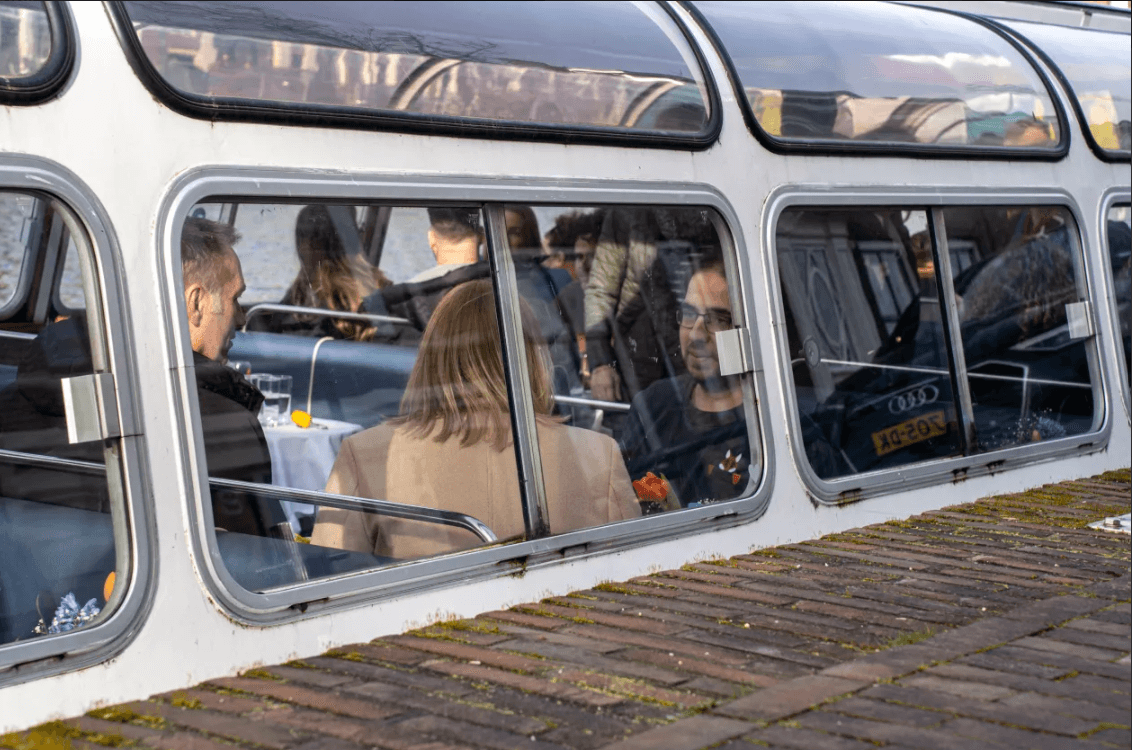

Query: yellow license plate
<box><xmin>872</xmin><ymin>410</ymin><xmax>948</xmax><ymax>456</ymax></box>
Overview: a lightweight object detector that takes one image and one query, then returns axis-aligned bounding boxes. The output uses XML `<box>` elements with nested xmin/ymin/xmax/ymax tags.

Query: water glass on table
<box><xmin>249</xmin><ymin>373</ymin><xmax>278</xmax><ymax>427</ymax></box>
<box><xmin>275</xmin><ymin>375</ymin><xmax>293</xmax><ymax>426</ymax></box>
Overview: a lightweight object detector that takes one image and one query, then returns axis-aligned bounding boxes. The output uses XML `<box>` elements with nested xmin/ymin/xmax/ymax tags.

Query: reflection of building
<box><xmin>135</xmin><ymin>26</ymin><xmax>705</xmax><ymax>130</ymax></box>
<box><xmin>0</xmin><ymin>5</ymin><xmax>49</xmax><ymax>78</ymax></box>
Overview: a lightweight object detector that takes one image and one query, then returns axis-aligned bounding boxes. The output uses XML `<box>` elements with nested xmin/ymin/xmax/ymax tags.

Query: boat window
<box><xmin>511</xmin><ymin>204</ymin><xmax>761</xmax><ymax>513</ymax></box>
<box><xmin>1108</xmin><ymin>204</ymin><xmax>1131</xmax><ymax>387</ymax></box>
<box><xmin>0</xmin><ymin>191</ymin><xmax>128</xmax><ymax>653</ymax></box>
<box><xmin>0</xmin><ymin>2</ymin><xmax>50</xmax><ymax>81</ymax></box>
<box><xmin>1002</xmin><ymin>21</ymin><xmax>1130</xmax><ymax>158</ymax></box>
<box><xmin>778</xmin><ymin>204</ymin><xmax>1101</xmax><ymax>485</ymax></box>
<box><xmin>116</xmin><ymin>1</ymin><xmax>713</xmax><ymax>143</ymax></box>
<box><xmin>181</xmin><ymin>198</ymin><xmax>759</xmax><ymax>595</ymax></box>
<box><xmin>0</xmin><ymin>0</ymin><xmax>71</xmax><ymax>104</ymax></box>
<box><xmin>693</xmin><ymin>0</ymin><xmax>1062</xmax><ymax>153</ymax></box>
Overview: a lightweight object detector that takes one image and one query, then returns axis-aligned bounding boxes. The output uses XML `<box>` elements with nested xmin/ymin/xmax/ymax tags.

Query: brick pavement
<box><xmin>4</xmin><ymin>469</ymin><xmax>1129</xmax><ymax>750</ymax></box>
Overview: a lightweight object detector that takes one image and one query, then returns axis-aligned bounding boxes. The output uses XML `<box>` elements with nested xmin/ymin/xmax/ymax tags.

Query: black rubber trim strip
<box><xmin>985</xmin><ymin>18</ymin><xmax>1130</xmax><ymax>164</ymax></box>
<box><xmin>0</xmin><ymin>1</ymin><xmax>76</xmax><ymax>106</ymax></box>
<box><xmin>102</xmin><ymin>0</ymin><xmax>722</xmax><ymax>151</ymax></box>
<box><xmin>680</xmin><ymin>0</ymin><xmax>1070</xmax><ymax>161</ymax></box>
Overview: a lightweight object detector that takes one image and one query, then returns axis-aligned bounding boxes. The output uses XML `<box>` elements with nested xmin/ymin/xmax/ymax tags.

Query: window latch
<box><xmin>62</xmin><ymin>373</ymin><xmax>121</xmax><ymax>443</ymax></box>
<box><xmin>1066</xmin><ymin>301</ymin><xmax>1094</xmax><ymax>340</ymax></box>
<box><xmin>716</xmin><ymin>327</ymin><xmax>755</xmax><ymax>377</ymax></box>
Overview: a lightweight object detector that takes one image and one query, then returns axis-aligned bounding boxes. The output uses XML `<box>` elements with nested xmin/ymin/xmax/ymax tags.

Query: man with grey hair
<box><xmin>180</xmin><ymin>217</ymin><xmax>283</xmax><ymax>537</ymax></box>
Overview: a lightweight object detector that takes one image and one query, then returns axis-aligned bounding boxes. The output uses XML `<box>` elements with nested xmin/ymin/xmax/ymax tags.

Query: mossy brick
<box><xmin>718</xmin><ymin>674</ymin><xmax>871</xmax><ymax>721</ymax></box>
<box><xmin>823</xmin><ymin>696</ymin><xmax>947</xmax><ymax>729</ymax></box>
<box><xmin>795</xmin><ymin>711</ymin><xmax>975</xmax><ymax>750</ymax></box>
<box><xmin>941</xmin><ymin>717</ymin><xmax>1086</xmax><ymax>750</ymax></box>
<box><xmin>744</xmin><ymin>724</ymin><xmax>881</xmax><ymax>750</ymax></box>
<box><xmin>113</xmin><ymin>702</ymin><xmax>299</xmax><ymax>749</ymax></box>
<box><xmin>599</xmin><ymin>715</ymin><xmax>753</xmax><ymax>750</ymax></box>
<box><xmin>208</xmin><ymin>677</ymin><xmax>398</xmax><ymax>722</ymax></box>
<box><xmin>343</xmin><ymin>681</ymin><xmax>547</xmax><ymax>735</ymax></box>
<box><xmin>422</xmin><ymin>660</ymin><xmax>624</xmax><ymax>707</ymax></box>
<box><xmin>386</xmin><ymin>635</ymin><xmax>550</xmax><ymax>673</ymax></box>
<box><xmin>259</xmin><ymin>666</ymin><xmax>355</xmax><ymax>689</ymax></box>
<box><xmin>302</xmin><ymin>656</ymin><xmax>476</xmax><ymax>696</ymax></box>
<box><xmin>255</xmin><ymin>709</ymin><xmax>372</xmax><ymax>746</ymax></box>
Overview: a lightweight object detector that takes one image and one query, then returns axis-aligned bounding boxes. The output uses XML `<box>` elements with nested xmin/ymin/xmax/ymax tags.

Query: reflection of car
<box><xmin>804</xmin><ymin>226</ymin><xmax>1095</xmax><ymax>480</ymax></box>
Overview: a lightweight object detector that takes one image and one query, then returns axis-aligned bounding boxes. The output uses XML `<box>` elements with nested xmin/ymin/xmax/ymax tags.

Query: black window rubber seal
<box><xmin>680</xmin><ymin>0</ymin><xmax>1071</xmax><ymax>161</ymax></box>
<box><xmin>103</xmin><ymin>0</ymin><xmax>723</xmax><ymax>151</ymax></box>
<box><xmin>0</xmin><ymin>1</ymin><xmax>76</xmax><ymax>106</ymax></box>
<box><xmin>982</xmin><ymin>17</ymin><xmax>1130</xmax><ymax>165</ymax></box>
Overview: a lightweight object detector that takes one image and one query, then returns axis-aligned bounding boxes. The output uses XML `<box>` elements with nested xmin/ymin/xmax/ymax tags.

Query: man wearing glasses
<box><xmin>618</xmin><ymin>259</ymin><xmax>749</xmax><ymax>513</ymax></box>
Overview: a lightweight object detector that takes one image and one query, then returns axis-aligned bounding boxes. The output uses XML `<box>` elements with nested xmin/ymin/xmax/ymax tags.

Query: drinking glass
<box><xmin>251</xmin><ymin>374</ymin><xmax>280</xmax><ymax>427</ymax></box>
<box><xmin>275</xmin><ymin>375</ymin><xmax>293</xmax><ymax>426</ymax></box>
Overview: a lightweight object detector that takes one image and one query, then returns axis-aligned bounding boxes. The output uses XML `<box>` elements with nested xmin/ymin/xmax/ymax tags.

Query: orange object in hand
<box><xmin>291</xmin><ymin>410</ymin><xmax>312</xmax><ymax>428</ymax></box>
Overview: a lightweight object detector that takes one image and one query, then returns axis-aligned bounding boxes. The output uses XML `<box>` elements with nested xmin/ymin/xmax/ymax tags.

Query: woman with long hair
<box><xmin>271</xmin><ymin>204</ymin><xmax>390</xmax><ymax>340</ymax></box>
<box><xmin>311</xmin><ymin>279</ymin><xmax>639</xmax><ymax>559</ymax></box>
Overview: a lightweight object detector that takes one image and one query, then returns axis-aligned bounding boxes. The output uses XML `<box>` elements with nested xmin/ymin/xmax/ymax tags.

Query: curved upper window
<box><xmin>115</xmin><ymin>1</ymin><xmax>715</xmax><ymax>146</ymax></box>
<box><xmin>0</xmin><ymin>1</ymin><xmax>70</xmax><ymax>104</ymax></box>
<box><xmin>692</xmin><ymin>0</ymin><xmax>1063</xmax><ymax>154</ymax></box>
<box><xmin>1002</xmin><ymin>21</ymin><xmax>1130</xmax><ymax>159</ymax></box>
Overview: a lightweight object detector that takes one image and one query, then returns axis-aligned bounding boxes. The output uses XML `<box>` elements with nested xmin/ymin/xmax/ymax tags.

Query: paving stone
<box><xmin>942</xmin><ymin>716</ymin><xmax>1085</xmax><ymax>750</ymax></box>
<box><xmin>618</xmin><ymin>647</ymin><xmax>779</xmax><ymax>687</ymax></box>
<box><xmin>1041</xmin><ymin>627</ymin><xmax>1131</xmax><ymax>653</ymax></box>
<box><xmin>823</xmin><ymin>696</ymin><xmax>947</xmax><ymax>728</ymax></box>
<box><xmin>343</xmin><ymin>681</ymin><xmax>548</xmax><ymax>735</ymax></box>
<box><xmin>1000</xmin><ymin>690</ymin><xmax>1132</xmax><ymax>725</ymax></box>
<box><xmin>985</xmin><ymin>645</ymin><xmax>1131</xmax><ymax>680</ymax></box>
<box><xmin>304</xmin><ymin>656</ymin><xmax>476</xmax><ymax>696</ymax></box>
<box><xmin>115</xmin><ymin>701</ymin><xmax>301</xmax><ymax>749</ymax></box>
<box><xmin>956</xmin><ymin>651</ymin><xmax>1076</xmax><ymax>679</ymax></box>
<box><xmin>743</xmin><ymin>724</ymin><xmax>881</xmax><ymax>750</ymax></box>
<box><xmin>794</xmin><ymin>711</ymin><xmax>969</xmax><ymax>750</ymax></box>
<box><xmin>143</xmin><ymin>734</ymin><xmax>239</xmax><ymax>750</ymax></box>
<box><xmin>597</xmin><ymin>715</ymin><xmax>752</xmax><ymax>750</ymax></box>
<box><xmin>898</xmin><ymin>674</ymin><xmax>1017</xmax><ymax>701</ymax></box>
<box><xmin>423</xmin><ymin>660</ymin><xmax>624</xmax><ymax>707</ymax></box>
<box><xmin>266</xmin><ymin>707</ymin><xmax>375</xmax><ymax>745</ymax></box>
<box><xmin>1005</xmin><ymin>636</ymin><xmax>1127</xmax><ymax>663</ymax></box>
<box><xmin>210</xmin><ymin>677</ymin><xmax>399</xmax><ymax>721</ymax></box>
<box><xmin>389</xmin><ymin>715</ymin><xmax>565</xmax><ymax>750</ymax></box>
<box><xmin>1063</xmin><ymin>618</ymin><xmax>1132</xmax><ymax>637</ymax></box>
<box><xmin>263</xmin><ymin>665</ymin><xmax>357</xmax><ymax>688</ymax></box>
<box><xmin>718</xmin><ymin>674</ymin><xmax>871</xmax><ymax>721</ymax></box>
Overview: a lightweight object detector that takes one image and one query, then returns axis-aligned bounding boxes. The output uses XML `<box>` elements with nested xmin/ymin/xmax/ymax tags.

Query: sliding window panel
<box><xmin>186</xmin><ymin>201</ymin><xmax>530</xmax><ymax>593</ymax></box>
<box><xmin>503</xmin><ymin>203</ymin><xmax>762</xmax><ymax>515</ymax></box>
<box><xmin>941</xmin><ymin>206</ymin><xmax>1099</xmax><ymax>451</ymax></box>
<box><xmin>776</xmin><ymin>207</ymin><xmax>961</xmax><ymax>480</ymax></box>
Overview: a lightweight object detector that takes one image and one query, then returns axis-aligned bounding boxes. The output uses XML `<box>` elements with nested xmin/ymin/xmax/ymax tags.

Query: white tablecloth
<box><xmin>263</xmin><ymin>417</ymin><xmax>363</xmax><ymax>533</ymax></box>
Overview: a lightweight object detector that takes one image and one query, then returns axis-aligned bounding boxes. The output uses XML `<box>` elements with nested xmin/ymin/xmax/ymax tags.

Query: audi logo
<box><xmin>888</xmin><ymin>385</ymin><xmax>940</xmax><ymax>415</ymax></box>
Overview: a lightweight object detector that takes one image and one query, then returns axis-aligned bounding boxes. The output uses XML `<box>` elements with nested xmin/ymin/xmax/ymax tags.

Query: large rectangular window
<box><xmin>778</xmin><ymin>203</ymin><xmax>1102</xmax><ymax>486</ymax></box>
<box><xmin>179</xmin><ymin>197</ymin><xmax>760</xmax><ymax>596</ymax></box>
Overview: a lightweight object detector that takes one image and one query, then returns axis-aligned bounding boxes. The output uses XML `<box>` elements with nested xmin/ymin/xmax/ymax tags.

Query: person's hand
<box><xmin>590</xmin><ymin>364</ymin><xmax>622</xmax><ymax>402</ymax></box>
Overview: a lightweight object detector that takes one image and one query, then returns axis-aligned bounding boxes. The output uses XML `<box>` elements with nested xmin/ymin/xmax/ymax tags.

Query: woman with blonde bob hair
<box><xmin>311</xmin><ymin>279</ymin><xmax>639</xmax><ymax>559</ymax></box>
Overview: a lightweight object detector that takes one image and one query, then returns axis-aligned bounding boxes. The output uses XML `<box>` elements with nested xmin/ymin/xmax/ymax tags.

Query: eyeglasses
<box><xmin>677</xmin><ymin>302</ymin><xmax>732</xmax><ymax>333</ymax></box>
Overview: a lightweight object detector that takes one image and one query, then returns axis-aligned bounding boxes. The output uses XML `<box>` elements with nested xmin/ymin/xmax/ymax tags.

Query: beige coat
<box><xmin>310</xmin><ymin>420</ymin><xmax>640</xmax><ymax>559</ymax></box>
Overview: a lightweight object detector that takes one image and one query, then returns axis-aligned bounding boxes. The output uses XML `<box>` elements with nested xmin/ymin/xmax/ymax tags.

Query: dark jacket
<box><xmin>0</xmin><ymin>316</ymin><xmax>283</xmax><ymax>536</ymax></box>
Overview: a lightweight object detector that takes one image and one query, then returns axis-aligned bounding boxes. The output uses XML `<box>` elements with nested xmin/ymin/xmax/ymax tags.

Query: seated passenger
<box><xmin>619</xmin><ymin>261</ymin><xmax>749</xmax><ymax>513</ymax></box>
<box><xmin>181</xmin><ymin>218</ymin><xmax>286</xmax><ymax>536</ymax></box>
<box><xmin>376</xmin><ymin>207</ymin><xmax>489</xmax><ymax>334</ymax></box>
<box><xmin>248</xmin><ymin>204</ymin><xmax>390</xmax><ymax>340</ymax></box>
<box><xmin>311</xmin><ymin>279</ymin><xmax>639</xmax><ymax>559</ymax></box>
<box><xmin>0</xmin><ymin>218</ymin><xmax>284</xmax><ymax>537</ymax></box>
